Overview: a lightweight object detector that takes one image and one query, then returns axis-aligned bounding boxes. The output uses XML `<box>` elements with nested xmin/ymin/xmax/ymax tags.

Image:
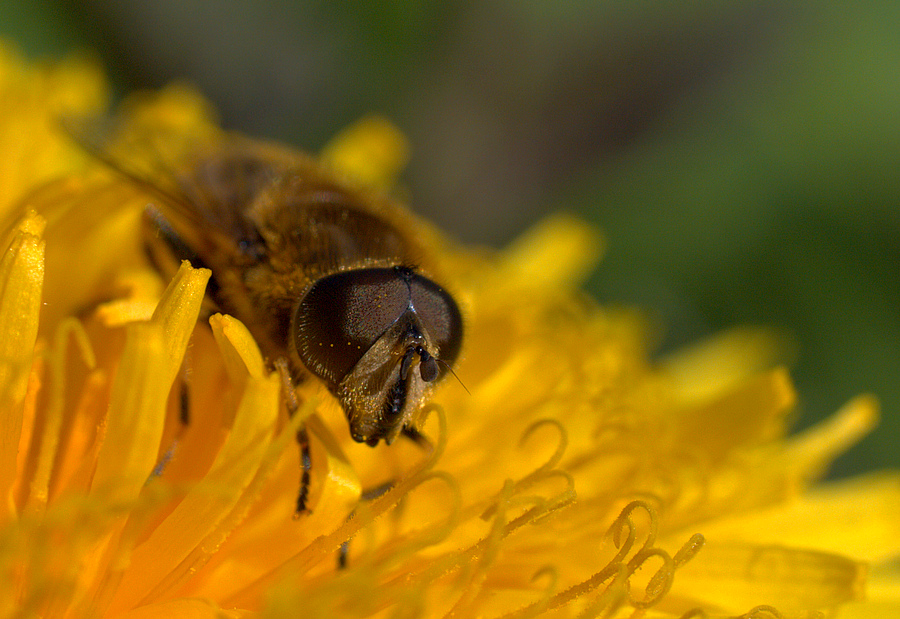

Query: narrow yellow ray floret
<box><xmin>0</xmin><ymin>212</ymin><xmax>45</xmax><ymax>520</ymax></box>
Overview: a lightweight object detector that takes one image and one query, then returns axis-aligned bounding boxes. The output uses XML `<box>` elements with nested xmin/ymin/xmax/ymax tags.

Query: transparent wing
<box><xmin>60</xmin><ymin>110</ymin><xmax>298</xmax><ymax>258</ymax></box>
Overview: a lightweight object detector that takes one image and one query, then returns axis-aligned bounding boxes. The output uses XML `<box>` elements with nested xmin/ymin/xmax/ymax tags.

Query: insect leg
<box><xmin>295</xmin><ymin>426</ymin><xmax>312</xmax><ymax>515</ymax></box>
<box><xmin>401</xmin><ymin>425</ymin><xmax>433</xmax><ymax>454</ymax></box>
<box><xmin>179</xmin><ymin>380</ymin><xmax>191</xmax><ymax>425</ymax></box>
<box><xmin>273</xmin><ymin>358</ymin><xmax>314</xmax><ymax>516</ymax></box>
<box><xmin>148</xmin><ymin>361</ymin><xmax>191</xmax><ymax>481</ymax></box>
<box><xmin>337</xmin><ymin>480</ymin><xmax>394</xmax><ymax>568</ymax></box>
<box><xmin>177</xmin><ymin>341</ymin><xmax>194</xmax><ymax>426</ymax></box>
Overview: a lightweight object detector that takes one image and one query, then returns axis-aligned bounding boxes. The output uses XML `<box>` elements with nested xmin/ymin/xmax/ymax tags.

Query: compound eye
<box><xmin>292</xmin><ymin>268</ymin><xmax>410</xmax><ymax>387</ymax></box>
<box><xmin>408</xmin><ymin>274</ymin><xmax>463</xmax><ymax>373</ymax></box>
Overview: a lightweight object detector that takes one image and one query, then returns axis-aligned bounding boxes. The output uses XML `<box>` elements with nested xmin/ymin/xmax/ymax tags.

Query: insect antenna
<box><xmin>436</xmin><ymin>357</ymin><xmax>469</xmax><ymax>395</ymax></box>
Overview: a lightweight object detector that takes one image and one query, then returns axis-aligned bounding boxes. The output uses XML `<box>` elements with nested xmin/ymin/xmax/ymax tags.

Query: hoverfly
<box><xmin>70</xmin><ymin>114</ymin><xmax>463</xmax><ymax>512</ymax></box>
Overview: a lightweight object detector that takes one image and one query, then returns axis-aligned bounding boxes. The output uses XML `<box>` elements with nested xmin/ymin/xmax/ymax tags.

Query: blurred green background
<box><xmin>2</xmin><ymin>1</ymin><xmax>897</xmax><ymax>478</ymax></box>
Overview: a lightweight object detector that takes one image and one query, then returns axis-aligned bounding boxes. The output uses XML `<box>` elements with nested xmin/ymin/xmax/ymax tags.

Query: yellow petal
<box><xmin>149</xmin><ymin>261</ymin><xmax>211</xmax><ymax>383</ymax></box>
<box><xmin>492</xmin><ymin>213</ymin><xmax>604</xmax><ymax>291</ymax></box>
<box><xmin>211</xmin><ymin>313</ymin><xmax>266</xmax><ymax>382</ymax></box>
<box><xmin>36</xmin><ymin>178</ymin><xmax>146</xmax><ymax>328</ymax></box>
<box><xmin>91</xmin><ymin>262</ymin><xmax>208</xmax><ymax>504</ymax></box>
<box><xmin>672</xmin><ymin>368</ymin><xmax>796</xmax><ymax>463</ymax></box>
<box><xmin>838</xmin><ymin>600</ymin><xmax>900</xmax><ymax>619</ymax></box>
<box><xmin>24</xmin><ymin>318</ymin><xmax>95</xmax><ymax>511</ymax></box>
<box><xmin>89</xmin><ymin>321</ymin><xmax>169</xmax><ymax>504</ymax></box>
<box><xmin>107</xmin><ymin>315</ymin><xmax>281</xmax><ymax>612</ymax></box>
<box><xmin>95</xmin><ymin>268</ymin><xmax>167</xmax><ymax>326</ymax></box>
<box><xmin>782</xmin><ymin>394</ymin><xmax>880</xmax><ymax>482</ymax></box>
<box><xmin>320</xmin><ymin>115</ymin><xmax>411</xmax><ymax>190</ymax></box>
<box><xmin>116</xmin><ymin>596</ymin><xmax>249</xmax><ymax>619</ymax></box>
<box><xmin>698</xmin><ymin>471</ymin><xmax>900</xmax><ymax>565</ymax></box>
<box><xmin>0</xmin><ymin>212</ymin><xmax>44</xmax><ymax>521</ymax></box>
<box><xmin>662</xmin><ymin>327</ymin><xmax>788</xmax><ymax>404</ymax></box>
<box><xmin>673</xmin><ymin>542</ymin><xmax>865</xmax><ymax>615</ymax></box>
<box><xmin>0</xmin><ymin>45</ymin><xmax>107</xmax><ymax>215</ymax></box>
<box><xmin>118</xmin><ymin>82</ymin><xmax>220</xmax><ymax>143</ymax></box>
<box><xmin>841</xmin><ymin>561</ymin><xmax>900</xmax><ymax>616</ymax></box>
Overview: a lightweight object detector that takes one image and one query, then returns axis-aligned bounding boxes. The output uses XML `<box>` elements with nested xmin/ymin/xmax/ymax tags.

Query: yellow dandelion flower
<box><xmin>1</xmin><ymin>44</ymin><xmax>898</xmax><ymax>619</ymax></box>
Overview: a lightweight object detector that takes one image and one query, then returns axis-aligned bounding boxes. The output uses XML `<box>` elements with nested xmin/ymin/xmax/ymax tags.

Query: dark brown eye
<box><xmin>292</xmin><ymin>268</ymin><xmax>409</xmax><ymax>386</ymax></box>
<box><xmin>291</xmin><ymin>267</ymin><xmax>462</xmax><ymax>389</ymax></box>
<box><xmin>404</xmin><ymin>270</ymin><xmax>463</xmax><ymax>371</ymax></box>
